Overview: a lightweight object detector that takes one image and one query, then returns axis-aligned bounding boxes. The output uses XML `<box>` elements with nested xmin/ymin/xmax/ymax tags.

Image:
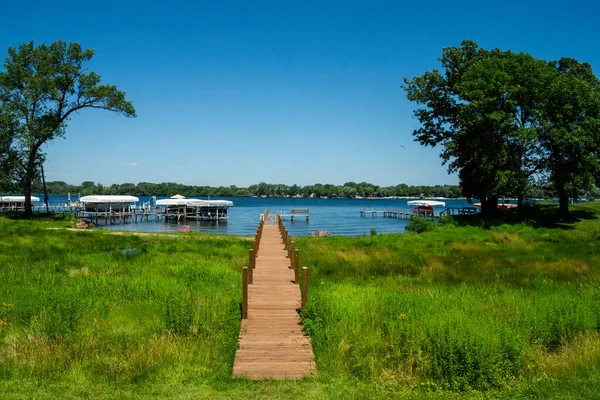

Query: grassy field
<box><xmin>0</xmin><ymin>203</ymin><xmax>599</xmax><ymax>399</ymax></box>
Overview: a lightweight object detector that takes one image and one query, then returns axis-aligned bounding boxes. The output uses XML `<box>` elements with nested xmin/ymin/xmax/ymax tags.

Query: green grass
<box><xmin>0</xmin><ymin>218</ymin><xmax>247</xmax><ymax>389</ymax></box>
<box><xmin>1</xmin><ymin>203</ymin><xmax>599</xmax><ymax>398</ymax></box>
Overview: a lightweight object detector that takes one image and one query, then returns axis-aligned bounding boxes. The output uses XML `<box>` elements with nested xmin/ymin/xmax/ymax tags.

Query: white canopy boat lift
<box><xmin>0</xmin><ymin>196</ymin><xmax>40</xmax><ymax>211</ymax></box>
<box><xmin>75</xmin><ymin>195</ymin><xmax>140</xmax><ymax>224</ymax></box>
<box><xmin>156</xmin><ymin>198</ymin><xmax>233</xmax><ymax>221</ymax></box>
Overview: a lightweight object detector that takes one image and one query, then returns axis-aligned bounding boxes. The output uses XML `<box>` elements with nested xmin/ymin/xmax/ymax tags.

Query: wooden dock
<box><xmin>360</xmin><ymin>208</ymin><xmax>437</xmax><ymax>220</ymax></box>
<box><xmin>278</xmin><ymin>208</ymin><xmax>310</xmax><ymax>221</ymax></box>
<box><xmin>233</xmin><ymin>212</ymin><xmax>316</xmax><ymax>380</ymax></box>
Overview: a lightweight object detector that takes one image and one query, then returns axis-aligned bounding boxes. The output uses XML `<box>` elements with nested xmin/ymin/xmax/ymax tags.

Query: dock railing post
<box><xmin>242</xmin><ymin>267</ymin><xmax>248</xmax><ymax>319</ymax></box>
<box><xmin>248</xmin><ymin>249</ymin><xmax>254</xmax><ymax>284</ymax></box>
<box><xmin>290</xmin><ymin>241</ymin><xmax>295</xmax><ymax>270</ymax></box>
<box><xmin>301</xmin><ymin>267</ymin><xmax>308</xmax><ymax>310</ymax></box>
<box><xmin>294</xmin><ymin>249</ymin><xmax>299</xmax><ymax>284</ymax></box>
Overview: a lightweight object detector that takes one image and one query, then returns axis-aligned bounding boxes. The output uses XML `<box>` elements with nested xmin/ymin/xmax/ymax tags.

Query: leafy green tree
<box><xmin>404</xmin><ymin>41</ymin><xmax>557</xmax><ymax>214</ymax></box>
<box><xmin>0</xmin><ymin>111</ymin><xmax>20</xmax><ymax>192</ymax></box>
<box><xmin>0</xmin><ymin>40</ymin><xmax>135</xmax><ymax>216</ymax></box>
<box><xmin>539</xmin><ymin>58</ymin><xmax>600</xmax><ymax>216</ymax></box>
<box><xmin>80</xmin><ymin>181</ymin><xmax>95</xmax><ymax>195</ymax></box>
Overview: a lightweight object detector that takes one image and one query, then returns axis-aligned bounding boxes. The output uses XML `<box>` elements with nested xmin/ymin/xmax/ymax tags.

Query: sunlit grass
<box><xmin>1</xmin><ymin>203</ymin><xmax>599</xmax><ymax>397</ymax></box>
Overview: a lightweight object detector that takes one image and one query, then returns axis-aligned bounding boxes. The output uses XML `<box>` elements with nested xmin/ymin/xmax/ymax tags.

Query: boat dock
<box><xmin>234</xmin><ymin>211</ymin><xmax>316</xmax><ymax>380</ymax></box>
<box><xmin>0</xmin><ymin>195</ymin><xmax>235</xmax><ymax>226</ymax></box>
<box><xmin>278</xmin><ymin>208</ymin><xmax>310</xmax><ymax>221</ymax></box>
<box><xmin>360</xmin><ymin>208</ymin><xmax>437</xmax><ymax>220</ymax></box>
<box><xmin>360</xmin><ymin>206</ymin><xmax>478</xmax><ymax>220</ymax></box>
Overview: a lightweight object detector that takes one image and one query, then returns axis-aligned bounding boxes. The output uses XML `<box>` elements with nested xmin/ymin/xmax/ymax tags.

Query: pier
<box><xmin>360</xmin><ymin>208</ymin><xmax>437</xmax><ymax>220</ymax></box>
<box><xmin>234</xmin><ymin>211</ymin><xmax>316</xmax><ymax>380</ymax></box>
<box><xmin>360</xmin><ymin>206</ymin><xmax>478</xmax><ymax>220</ymax></box>
<box><xmin>278</xmin><ymin>208</ymin><xmax>310</xmax><ymax>221</ymax></box>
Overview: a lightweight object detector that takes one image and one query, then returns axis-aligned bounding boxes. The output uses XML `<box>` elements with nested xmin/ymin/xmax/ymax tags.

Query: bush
<box><xmin>406</xmin><ymin>217</ymin><xmax>435</xmax><ymax>233</ymax></box>
<box><xmin>438</xmin><ymin>215</ymin><xmax>457</xmax><ymax>226</ymax></box>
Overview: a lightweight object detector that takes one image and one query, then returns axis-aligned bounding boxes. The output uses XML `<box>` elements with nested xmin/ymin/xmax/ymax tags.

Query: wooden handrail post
<box><xmin>284</xmin><ymin>230</ymin><xmax>289</xmax><ymax>249</ymax></box>
<box><xmin>252</xmin><ymin>239</ymin><xmax>257</xmax><ymax>255</ymax></box>
<box><xmin>248</xmin><ymin>249</ymin><xmax>254</xmax><ymax>283</ymax></box>
<box><xmin>294</xmin><ymin>249</ymin><xmax>299</xmax><ymax>284</ymax></box>
<box><xmin>256</xmin><ymin>230</ymin><xmax>260</xmax><ymax>251</ymax></box>
<box><xmin>290</xmin><ymin>241</ymin><xmax>295</xmax><ymax>269</ymax></box>
<box><xmin>301</xmin><ymin>267</ymin><xmax>308</xmax><ymax>310</ymax></box>
<box><xmin>242</xmin><ymin>267</ymin><xmax>248</xmax><ymax>319</ymax></box>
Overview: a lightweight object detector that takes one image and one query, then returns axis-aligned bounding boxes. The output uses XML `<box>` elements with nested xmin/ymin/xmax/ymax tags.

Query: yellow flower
<box><xmin>398</xmin><ymin>314</ymin><xmax>406</xmax><ymax>319</ymax></box>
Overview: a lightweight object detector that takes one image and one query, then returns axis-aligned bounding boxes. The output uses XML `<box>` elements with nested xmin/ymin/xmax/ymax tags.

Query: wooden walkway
<box><xmin>233</xmin><ymin>215</ymin><xmax>316</xmax><ymax>380</ymax></box>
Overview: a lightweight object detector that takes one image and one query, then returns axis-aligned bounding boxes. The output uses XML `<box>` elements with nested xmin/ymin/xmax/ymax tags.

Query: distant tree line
<box><xmin>27</xmin><ymin>180</ymin><xmax>464</xmax><ymax>198</ymax></box>
<box><xmin>22</xmin><ymin>180</ymin><xmax>598</xmax><ymax>200</ymax></box>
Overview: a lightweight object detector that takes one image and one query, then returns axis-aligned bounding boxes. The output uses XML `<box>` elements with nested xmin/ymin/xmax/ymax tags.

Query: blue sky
<box><xmin>1</xmin><ymin>0</ymin><xmax>598</xmax><ymax>187</ymax></box>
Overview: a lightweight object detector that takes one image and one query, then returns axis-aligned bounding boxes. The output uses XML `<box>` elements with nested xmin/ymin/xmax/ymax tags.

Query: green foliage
<box><xmin>34</xmin><ymin>179</ymin><xmax>464</xmax><ymax>199</ymax></box>
<box><xmin>405</xmin><ymin>217</ymin><xmax>436</xmax><ymax>233</ymax></box>
<box><xmin>437</xmin><ymin>215</ymin><xmax>457</xmax><ymax>226</ymax></box>
<box><xmin>404</xmin><ymin>41</ymin><xmax>600</xmax><ymax>216</ymax></box>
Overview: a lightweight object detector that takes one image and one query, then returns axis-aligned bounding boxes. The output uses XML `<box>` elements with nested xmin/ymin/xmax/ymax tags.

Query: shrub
<box><xmin>406</xmin><ymin>217</ymin><xmax>435</xmax><ymax>233</ymax></box>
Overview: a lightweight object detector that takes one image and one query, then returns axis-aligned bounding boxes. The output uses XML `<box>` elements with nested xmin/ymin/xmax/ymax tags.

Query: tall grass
<box><xmin>1</xmin><ymin>204</ymin><xmax>599</xmax><ymax>398</ymax></box>
<box><xmin>0</xmin><ymin>219</ymin><xmax>248</xmax><ymax>385</ymax></box>
<box><xmin>297</xmin><ymin>202</ymin><xmax>600</xmax><ymax>391</ymax></box>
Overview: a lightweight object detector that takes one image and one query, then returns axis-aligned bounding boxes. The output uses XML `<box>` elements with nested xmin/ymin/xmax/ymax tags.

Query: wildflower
<box><xmin>398</xmin><ymin>314</ymin><xmax>406</xmax><ymax>319</ymax></box>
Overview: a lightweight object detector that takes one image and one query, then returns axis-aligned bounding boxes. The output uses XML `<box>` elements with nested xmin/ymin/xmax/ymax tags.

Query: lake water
<box><xmin>41</xmin><ymin>195</ymin><xmax>476</xmax><ymax>236</ymax></box>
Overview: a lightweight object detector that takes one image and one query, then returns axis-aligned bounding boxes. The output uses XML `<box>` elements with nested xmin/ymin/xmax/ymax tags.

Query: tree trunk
<box><xmin>489</xmin><ymin>196</ymin><xmax>499</xmax><ymax>214</ymax></box>
<box><xmin>558</xmin><ymin>189</ymin><xmax>570</xmax><ymax>218</ymax></box>
<box><xmin>480</xmin><ymin>195</ymin><xmax>499</xmax><ymax>216</ymax></box>
<box><xmin>23</xmin><ymin>150</ymin><xmax>38</xmax><ymax>218</ymax></box>
<box><xmin>517</xmin><ymin>195</ymin><xmax>524</xmax><ymax>215</ymax></box>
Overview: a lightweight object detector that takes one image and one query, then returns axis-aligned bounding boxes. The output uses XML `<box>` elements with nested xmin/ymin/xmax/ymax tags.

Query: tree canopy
<box><xmin>403</xmin><ymin>41</ymin><xmax>600</xmax><ymax>216</ymax></box>
<box><xmin>0</xmin><ymin>40</ymin><xmax>136</xmax><ymax>216</ymax></box>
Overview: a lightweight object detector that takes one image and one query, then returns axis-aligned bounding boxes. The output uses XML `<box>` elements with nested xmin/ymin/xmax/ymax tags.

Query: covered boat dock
<box><xmin>156</xmin><ymin>198</ymin><xmax>233</xmax><ymax>221</ymax></box>
<box><xmin>0</xmin><ymin>196</ymin><xmax>40</xmax><ymax>211</ymax></box>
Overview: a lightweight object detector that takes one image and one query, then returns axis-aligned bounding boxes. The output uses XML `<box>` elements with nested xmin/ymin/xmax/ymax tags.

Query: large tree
<box><xmin>403</xmin><ymin>41</ymin><xmax>529</xmax><ymax>213</ymax></box>
<box><xmin>0</xmin><ymin>40</ymin><xmax>135</xmax><ymax>216</ymax></box>
<box><xmin>403</xmin><ymin>41</ymin><xmax>600</xmax><ymax>216</ymax></box>
<box><xmin>539</xmin><ymin>58</ymin><xmax>600</xmax><ymax>216</ymax></box>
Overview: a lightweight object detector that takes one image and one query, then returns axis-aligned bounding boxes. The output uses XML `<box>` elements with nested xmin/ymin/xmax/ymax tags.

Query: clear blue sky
<box><xmin>1</xmin><ymin>0</ymin><xmax>598</xmax><ymax>187</ymax></box>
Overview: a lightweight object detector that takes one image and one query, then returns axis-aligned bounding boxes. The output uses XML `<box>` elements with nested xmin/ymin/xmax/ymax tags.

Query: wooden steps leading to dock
<box><xmin>233</xmin><ymin>223</ymin><xmax>317</xmax><ymax>380</ymax></box>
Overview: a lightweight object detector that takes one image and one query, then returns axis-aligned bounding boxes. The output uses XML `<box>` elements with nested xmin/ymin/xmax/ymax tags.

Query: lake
<box><xmin>41</xmin><ymin>195</ymin><xmax>477</xmax><ymax>236</ymax></box>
